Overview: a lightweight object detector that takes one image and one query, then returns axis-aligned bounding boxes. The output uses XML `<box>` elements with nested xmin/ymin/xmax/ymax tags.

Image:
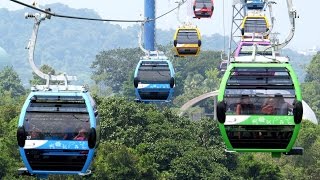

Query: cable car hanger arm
<box><xmin>275</xmin><ymin>0</ymin><xmax>298</xmax><ymax>50</ymax></box>
<box><xmin>26</xmin><ymin>12</ymin><xmax>77</xmax><ymax>88</ymax></box>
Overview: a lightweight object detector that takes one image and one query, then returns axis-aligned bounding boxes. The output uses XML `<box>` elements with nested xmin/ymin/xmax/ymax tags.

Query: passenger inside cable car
<box><xmin>219</xmin><ymin>65</ymin><xmax>303</xmax><ymax>152</ymax></box>
<box><xmin>236</xmin><ymin>95</ymin><xmax>255</xmax><ymax>115</ymax></box>
<box><xmin>193</xmin><ymin>0</ymin><xmax>214</xmax><ymax>19</ymax></box>
<box><xmin>224</xmin><ymin>67</ymin><xmax>296</xmax><ymax>116</ymax></box>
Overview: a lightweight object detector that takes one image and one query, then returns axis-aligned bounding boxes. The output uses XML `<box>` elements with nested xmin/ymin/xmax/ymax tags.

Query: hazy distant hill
<box><xmin>281</xmin><ymin>49</ymin><xmax>312</xmax><ymax>82</ymax></box>
<box><xmin>0</xmin><ymin>3</ymin><xmax>311</xmax><ymax>85</ymax></box>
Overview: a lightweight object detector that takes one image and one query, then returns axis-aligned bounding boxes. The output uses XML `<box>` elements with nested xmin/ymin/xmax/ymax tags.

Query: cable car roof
<box><xmin>31</xmin><ymin>85</ymin><xmax>88</xmax><ymax>93</ymax></box>
<box><xmin>141</xmin><ymin>51</ymin><xmax>169</xmax><ymax>60</ymax></box>
<box><xmin>240</xmin><ymin>35</ymin><xmax>271</xmax><ymax>42</ymax></box>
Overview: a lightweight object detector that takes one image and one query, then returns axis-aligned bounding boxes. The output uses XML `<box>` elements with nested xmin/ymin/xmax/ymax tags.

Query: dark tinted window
<box><xmin>177</xmin><ymin>30</ymin><xmax>199</xmax><ymax>44</ymax></box>
<box><xmin>226</xmin><ymin>125</ymin><xmax>294</xmax><ymax>149</ymax></box>
<box><xmin>239</xmin><ymin>44</ymin><xmax>272</xmax><ymax>56</ymax></box>
<box><xmin>244</xmin><ymin>18</ymin><xmax>267</xmax><ymax>33</ymax></box>
<box><xmin>224</xmin><ymin>67</ymin><xmax>295</xmax><ymax>115</ymax></box>
<box><xmin>24</xmin><ymin>97</ymin><xmax>90</xmax><ymax>141</ymax></box>
<box><xmin>137</xmin><ymin>63</ymin><xmax>171</xmax><ymax>83</ymax></box>
<box><xmin>195</xmin><ymin>2</ymin><xmax>212</xmax><ymax>8</ymax></box>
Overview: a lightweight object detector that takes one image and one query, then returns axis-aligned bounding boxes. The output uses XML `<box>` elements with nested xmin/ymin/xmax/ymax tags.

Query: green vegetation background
<box><xmin>0</xmin><ymin>3</ymin><xmax>319</xmax><ymax>180</ymax></box>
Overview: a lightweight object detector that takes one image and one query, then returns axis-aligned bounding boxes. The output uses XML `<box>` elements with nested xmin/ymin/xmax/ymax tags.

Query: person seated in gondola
<box><xmin>236</xmin><ymin>95</ymin><xmax>255</xmax><ymax>115</ymax></box>
<box><xmin>274</xmin><ymin>94</ymin><xmax>293</xmax><ymax>115</ymax></box>
<box><xmin>261</xmin><ymin>97</ymin><xmax>277</xmax><ymax>115</ymax></box>
<box><xmin>63</xmin><ymin>124</ymin><xmax>75</xmax><ymax>140</ymax></box>
<box><xmin>29</xmin><ymin>128</ymin><xmax>43</xmax><ymax>140</ymax></box>
<box><xmin>73</xmin><ymin>128</ymin><xmax>87</xmax><ymax>141</ymax></box>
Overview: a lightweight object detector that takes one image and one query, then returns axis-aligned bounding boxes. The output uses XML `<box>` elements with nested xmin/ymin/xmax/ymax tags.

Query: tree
<box><xmin>302</xmin><ymin>53</ymin><xmax>320</xmax><ymax>117</ymax></box>
<box><xmin>29</xmin><ymin>64</ymin><xmax>56</xmax><ymax>86</ymax></box>
<box><xmin>93</xmin><ymin>142</ymin><xmax>140</xmax><ymax>179</ymax></box>
<box><xmin>305</xmin><ymin>53</ymin><xmax>320</xmax><ymax>83</ymax></box>
<box><xmin>236</xmin><ymin>154</ymin><xmax>282</xmax><ymax>180</ymax></box>
<box><xmin>170</xmin><ymin>148</ymin><xmax>230</xmax><ymax>179</ymax></box>
<box><xmin>91</xmin><ymin>48</ymin><xmax>143</xmax><ymax>93</ymax></box>
<box><xmin>0</xmin><ymin>66</ymin><xmax>25</xmax><ymax>97</ymax></box>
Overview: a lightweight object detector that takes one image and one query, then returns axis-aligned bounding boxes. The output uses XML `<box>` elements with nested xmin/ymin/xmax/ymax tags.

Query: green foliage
<box><xmin>93</xmin><ymin>142</ymin><xmax>140</xmax><ymax>179</ymax></box>
<box><xmin>301</xmin><ymin>82</ymin><xmax>320</xmax><ymax>116</ymax></box>
<box><xmin>170</xmin><ymin>148</ymin><xmax>230</xmax><ymax>180</ymax></box>
<box><xmin>302</xmin><ymin>53</ymin><xmax>320</xmax><ymax>117</ymax></box>
<box><xmin>0</xmin><ymin>66</ymin><xmax>25</xmax><ymax>96</ymax></box>
<box><xmin>91</xmin><ymin>48</ymin><xmax>144</xmax><ymax>93</ymax></box>
<box><xmin>282</xmin><ymin>49</ymin><xmax>312</xmax><ymax>83</ymax></box>
<box><xmin>0</xmin><ymin>45</ymin><xmax>317</xmax><ymax>180</ymax></box>
<box><xmin>93</xmin><ymin>97</ymin><xmax>236</xmax><ymax>179</ymax></box>
<box><xmin>236</xmin><ymin>154</ymin><xmax>282</xmax><ymax>180</ymax></box>
<box><xmin>305</xmin><ymin>53</ymin><xmax>320</xmax><ymax>83</ymax></box>
<box><xmin>290</xmin><ymin>121</ymin><xmax>320</xmax><ymax>179</ymax></box>
<box><xmin>29</xmin><ymin>64</ymin><xmax>58</xmax><ymax>85</ymax></box>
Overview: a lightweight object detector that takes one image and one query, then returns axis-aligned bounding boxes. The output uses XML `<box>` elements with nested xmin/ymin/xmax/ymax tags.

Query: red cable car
<box><xmin>193</xmin><ymin>0</ymin><xmax>214</xmax><ymax>19</ymax></box>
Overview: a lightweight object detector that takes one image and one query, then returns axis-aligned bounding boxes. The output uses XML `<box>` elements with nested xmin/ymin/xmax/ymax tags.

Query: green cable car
<box><xmin>217</xmin><ymin>56</ymin><xmax>303</xmax><ymax>157</ymax></box>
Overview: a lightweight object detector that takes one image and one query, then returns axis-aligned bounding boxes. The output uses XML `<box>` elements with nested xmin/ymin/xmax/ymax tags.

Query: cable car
<box><xmin>219</xmin><ymin>60</ymin><xmax>228</xmax><ymax>72</ymax></box>
<box><xmin>245</xmin><ymin>0</ymin><xmax>265</xmax><ymax>10</ymax></box>
<box><xmin>216</xmin><ymin>56</ymin><xmax>303</xmax><ymax>157</ymax></box>
<box><xmin>17</xmin><ymin>88</ymin><xmax>100</xmax><ymax>175</ymax></box>
<box><xmin>240</xmin><ymin>15</ymin><xmax>270</xmax><ymax>39</ymax></box>
<box><xmin>173</xmin><ymin>26</ymin><xmax>201</xmax><ymax>57</ymax></box>
<box><xmin>234</xmin><ymin>40</ymin><xmax>271</xmax><ymax>57</ymax></box>
<box><xmin>134</xmin><ymin>53</ymin><xmax>175</xmax><ymax>102</ymax></box>
<box><xmin>193</xmin><ymin>0</ymin><xmax>214</xmax><ymax>19</ymax></box>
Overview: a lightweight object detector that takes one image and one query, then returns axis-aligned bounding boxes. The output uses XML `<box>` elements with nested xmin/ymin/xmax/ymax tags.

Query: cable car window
<box><xmin>177</xmin><ymin>30</ymin><xmax>199</xmax><ymax>44</ymax></box>
<box><xmin>225</xmin><ymin>125</ymin><xmax>294</xmax><ymax>149</ymax></box>
<box><xmin>244</xmin><ymin>18</ymin><xmax>267</xmax><ymax>33</ymax></box>
<box><xmin>137</xmin><ymin>63</ymin><xmax>171</xmax><ymax>83</ymax></box>
<box><xmin>195</xmin><ymin>0</ymin><xmax>212</xmax><ymax>8</ymax></box>
<box><xmin>224</xmin><ymin>67</ymin><xmax>295</xmax><ymax>115</ymax></box>
<box><xmin>220</xmin><ymin>61</ymin><xmax>228</xmax><ymax>70</ymax></box>
<box><xmin>239</xmin><ymin>45</ymin><xmax>272</xmax><ymax>56</ymax></box>
<box><xmin>227</xmin><ymin>67</ymin><xmax>293</xmax><ymax>86</ymax></box>
<box><xmin>24</xmin><ymin>112</ymin><xmax>90</xmax><ymax>140</ymax></box>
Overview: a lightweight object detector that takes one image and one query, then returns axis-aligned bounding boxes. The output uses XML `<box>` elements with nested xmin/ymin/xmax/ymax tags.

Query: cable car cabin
<box><xmin>173</xmin><ymin>27</ymin><xmax>201</xmax><ymax>57</ymax></box>
<box><xmin>219</xmin><ymin>60</ymin><xmax>228</xmax><ymax>72</ymax></box>
<box><xmin>193</xmin><ymin>0</ymin><xmax>214</xmax><ymax>19</ymax></box>
<box><xmin>17</xmin><ymin>91</ymin><xmax>100</xmax><ymax>175</ymax></box>
<box><xmin>234</xmin><ymin>41</ymin><xmax>272</xmax><ymax>57</ymax></box>
<box><xmin>241</xmin><ymin>15</ymin><xmax>269</xmax><ymax>39</ymax></box>
<box><xmin>245</xmin><ymin>0</ymin><xmax>265</xmax><ymax>10</ymax></box>
<box><xmin>217</xmin><ymin>61</ymin><xmax>303</xmax><ymax>156</ymax></box>
<box><xmin>134</xmin><ymin>60</ymin><xmax>175</xmax><ymax>102</ymax></box>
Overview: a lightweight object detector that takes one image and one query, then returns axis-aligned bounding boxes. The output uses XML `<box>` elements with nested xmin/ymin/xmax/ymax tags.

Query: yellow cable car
<box><xmin>240</xmin><ymin>15</ymin><xmax>270</xmax><ymax>39</ymax></box>
<box><xmin>173</xmin><ymin>26</ymin><xmax>201</xmax><ymax>57</ymax></box>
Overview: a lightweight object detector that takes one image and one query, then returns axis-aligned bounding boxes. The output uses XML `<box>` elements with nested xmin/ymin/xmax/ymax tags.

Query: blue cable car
<box><xmin>245</xmin><ymin>0</ymin><xmax>265</xmax><ymax>10</ymax></box>
<box><xmin>133</xmin><ymin>56</ymin><xmax>175</xmax><ymax>102</ymax></box>
<box><xmin>17</xmin><ymin>89</ymin><xmax>100</xmax><ymax>176</ymax></box>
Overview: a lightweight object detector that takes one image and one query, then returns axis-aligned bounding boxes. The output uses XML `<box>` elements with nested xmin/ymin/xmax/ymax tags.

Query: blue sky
<box><xmin>0</xmin><ymin>0</ymin><xmax>317</xmax><ymax>51</ymax></box>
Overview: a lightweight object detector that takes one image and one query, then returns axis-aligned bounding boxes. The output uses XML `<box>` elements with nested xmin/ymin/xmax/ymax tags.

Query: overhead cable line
<box><xmin>10</xmin><ymin>0</ymin><xmax>187</xmax><ymax>23</ymax></box>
